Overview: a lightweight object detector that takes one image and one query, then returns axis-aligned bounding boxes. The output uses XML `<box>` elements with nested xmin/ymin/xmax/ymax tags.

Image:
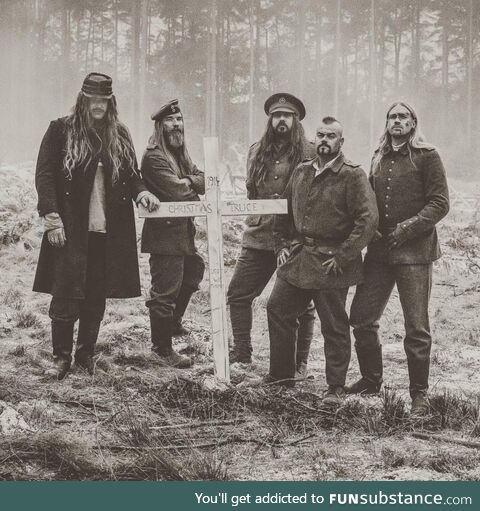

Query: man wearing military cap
<box><xmin>33</xmin><ymin>72</ymin><xmax>160</xmax><ymax>380</ymax></box>
<box><xmin>227</xmin><ymin>92</ymin><xmax>316</xmax><ymax>374</ymax></box>
<box><xmin>141</xmin><ymin>100</ymin><xmax>205</xmax><ymax>368</ymax></box>
<box><xmin>267</xmin><ymin>116</ymin><xmax>378</xmax><ymax>400</ymax></box>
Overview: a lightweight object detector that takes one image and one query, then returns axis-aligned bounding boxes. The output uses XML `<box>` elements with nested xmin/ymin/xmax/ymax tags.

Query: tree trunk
<box><xmin>114</xmin><ymin>0</ymin><xmax>119</xmax><ymax>81</ymax></box>
<box><xmin>369</xmin><ymin>0</ymin><xmax>376</xmax><ymax>149</ymax></box>
<box><xmin>139</xmin><ymin>0</ymin><xmax>148</xmax><ymax>146</ymax></box>
<box><xmin>248</xmin><ymin>0</ymin><xmax>256</xmax><ymax>144</ymax></box>
<box><xmin>466</xmin><ymin>0</ymin><xmax>473</xmax><ymax>148</ymax></box>
<box><xmin>333</xmin><ymin>0</ymin><xmax>341</xmax><ymax>116</ymax></box>
<box><xmin>297</xmin><ymin>8</ymin><xmax>306</xmax><ymax>99</ymax></box>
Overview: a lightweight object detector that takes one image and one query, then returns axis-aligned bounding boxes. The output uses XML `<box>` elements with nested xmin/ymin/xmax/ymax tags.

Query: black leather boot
<box><xmin>229</xmin><ymin>340</ymin><xmax>252</xmax><ymax>364</ymax></box>
<box><xmin>172</xmin><ymin>286</ymin><xmax>196</xmax><ymax>337</ymax></box>
<box><xmin>75</xmin><ymin>317</ymin><xmax>102</xmax><ymax>374</ymax></box>
<box><xmin>51</xmin><ymin>320</ymin><xmax>74</xmax><ymax>380</ymax></box>
<box><xmin>150</xmin><ymin>314</ymin><xmax>192</xmax><ymax>368</ymax></box>
<box><xmin>346</xmin><ymin>344</ymin><xmax>383</xmax><ymax>394</ymax></box>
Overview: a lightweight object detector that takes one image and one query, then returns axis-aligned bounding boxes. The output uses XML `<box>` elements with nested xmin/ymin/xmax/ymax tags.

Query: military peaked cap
<box><xmin>264</xmin><ymin>93</ymin><xmax>306</xmax><ymax>120</ymax></box>
<box><xmin>151</xmin><ymin>99</ymin><xmax>182</xmax><ymax>122</ymax></box>
<box><xmin>81</xmin><ymin>72</ymin><xmax>113</xmax><ymax>98</ymax></box>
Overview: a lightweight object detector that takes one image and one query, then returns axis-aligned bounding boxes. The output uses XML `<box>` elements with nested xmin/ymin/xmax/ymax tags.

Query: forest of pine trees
<box><xmin>0</xmin><ymin>0</ymin><xmax>478</xmax><ymax>173</ymax></box>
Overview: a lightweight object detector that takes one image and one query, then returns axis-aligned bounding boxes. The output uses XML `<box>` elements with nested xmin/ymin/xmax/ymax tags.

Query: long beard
<box><xmin>166</xmin><ymin>130</ymin><xmax>184</xmax><ymax>149</ymax></box>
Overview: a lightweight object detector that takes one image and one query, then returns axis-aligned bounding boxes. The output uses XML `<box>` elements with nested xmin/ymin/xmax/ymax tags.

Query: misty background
<box><xmin>0</xmin><ymin>0</ymin><xmax>479</xmax><ymax>178</ymax></box>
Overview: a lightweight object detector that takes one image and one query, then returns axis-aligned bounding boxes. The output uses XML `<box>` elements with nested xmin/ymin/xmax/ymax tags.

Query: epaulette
<box><xmin>343</xmin><ymin>159</ymin><xmax>361</xmax><ymax>168</ymax></box>
<box><xmin>301</xmin><ymin>156</ymin><xmax>315</xmax><ymax>164</ymax></box>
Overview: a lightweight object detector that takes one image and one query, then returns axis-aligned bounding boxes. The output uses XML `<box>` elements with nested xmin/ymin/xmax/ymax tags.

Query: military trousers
<box><xmin>227</xmin><ymin>247</ymin><xmax>315</xmax><ymax>360</ymax></box>
<box><xmin>350</xmin><ymin>259</ymin><xmax>432</xmax><ymax>398</ymax></box>
<box><xmin>267</xmin><ymin>276</ymin><xmax>349</xmax><ymax>386</ymax></box>
<box><xmin>146</xmin><ymin>253</ymin><xmax>205</xmax><ymax>320</ymax></box>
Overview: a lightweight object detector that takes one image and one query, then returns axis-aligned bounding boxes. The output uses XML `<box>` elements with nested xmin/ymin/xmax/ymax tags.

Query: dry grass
<box><xmin>1</xmin><ymin>165</ymin><xmax>480</xmax><ymax>481</ymax></box>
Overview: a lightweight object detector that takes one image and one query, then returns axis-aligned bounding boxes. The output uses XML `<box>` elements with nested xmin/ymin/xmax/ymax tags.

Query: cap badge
<box><xmin>279</xmin><ymin>97</ymin><xmax>286</xmax><ymax>104</ymax></box>
<box><xmin>171</xmin><ymin>105</ymin><xmax>175</xmax><ymax>111</ymax></box>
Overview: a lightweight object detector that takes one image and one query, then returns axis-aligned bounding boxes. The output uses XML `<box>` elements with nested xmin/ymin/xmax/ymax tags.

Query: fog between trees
<box><xmin>0</xmin><ymin>0</ymin><xmax>478</xmax><ymax>176</ymax></box>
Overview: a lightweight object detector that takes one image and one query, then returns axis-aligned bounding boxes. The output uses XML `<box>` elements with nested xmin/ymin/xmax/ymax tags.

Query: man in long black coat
<box><xmin>34</xmin><ymin>73</ymin><xmax>159</xmax><ymax>379</ymax></box>
<box><xmin>141</xmin><ymin>100</ymin><xmax>205</xmax><ymax>368</ymax></box>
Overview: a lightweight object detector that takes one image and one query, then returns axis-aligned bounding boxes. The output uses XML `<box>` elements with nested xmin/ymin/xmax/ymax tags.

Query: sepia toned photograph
<box><xmin>0</xmin><ymin>0</ymin><xmax>479</xmax><ymax>482</ymax></box>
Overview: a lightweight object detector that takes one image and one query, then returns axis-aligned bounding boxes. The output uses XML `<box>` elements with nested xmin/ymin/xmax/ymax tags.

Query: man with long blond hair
<box><xmin>141</xmin><ymin>100</ymin><xmax>205</xmax><ymax>368</ymax></box>
<box><xmin>227</xmin><ymin>93</ymin><xmax>316</xmax><ymax>372</ymax></box>
<box><xmin>34</xmin><ymin>73</ymin><xmax>159</xmax><ymax>380</ymax></box>
<box><xmin>348</xmin><ymin>101</ymin><xmax>449</xmax><ymax>415</ymax></box>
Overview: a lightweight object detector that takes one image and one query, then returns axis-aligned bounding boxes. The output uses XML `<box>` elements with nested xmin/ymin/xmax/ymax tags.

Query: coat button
<box><xmin>391</xmin><ymin>161</ymin><xmax>395</xmax><ymax>164</ymax></box>
<box><xmin>387</xmin><ymin>177</ymin><xmax>392</xmax><ymax>181</ymax></box>
<box><xmin>166</xmin><ymin>220</ymin><xmax>171</xmax><ymax>225</ymax></box>
<box><xmin>122</xmin><ymin>181</ymin><xmax>126</xmax><ymax>185</ymax></box>
<box><xmin>385</xmin><ymin>213</ymin><xmax>389</xmax><ymax>217</ymax></box>
<box><xmin>386</xmin><ymin>195</ymin><xmax>390</xmax><ymax>199</ymax></box>
<box><xmin>387</xmin><ymin>186</ymin><xmax>391</xmax><ymax>190</ymax></box>
<box><xmin>388</xmin><ymin>169</ymin><xmax>392</xmax><ymax>172</ymax></box>
<box><xmin>275</xmin><ymin>161</ymin><xmax>280</xmax><ymax>164</ymax></box>
<box><xmin>274</xmin><ymin>176</ymin><xmax>279</xmax><ymax>180</ymax></box>
<box><xmin>328</xmin><ymin>250</ymin><xmax>332</xmax><ymax>254</ymax></box>
<box><xmin>385</xmin><ymin>204</ymin><xmax>389</xmax><ymax>208</ymax></box>
<box><xmin>66</xmin><ymin>192</ymin><xmax>70</xmax><ymax>195</ymax></box>
<box><xmin>122</xmin><ymin>197</ymin><xmax>126</xmax><ymax>201</ymax></box>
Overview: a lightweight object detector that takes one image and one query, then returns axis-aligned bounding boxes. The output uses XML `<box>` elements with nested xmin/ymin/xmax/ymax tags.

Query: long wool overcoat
<box><xmin>33</xmin><ymin>117</ymin><xmax>147</xmax><ymax>299</ymax></box>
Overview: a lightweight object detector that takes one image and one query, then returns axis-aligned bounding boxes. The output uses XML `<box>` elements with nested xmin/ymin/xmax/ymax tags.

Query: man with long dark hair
<box><xmin>227</xmin><ymin>93</ymin><xmax>316</xmax><ymax>374</ymax></box>
<box><xmin>34</xmin><ymin>73</ymin><xmax>159</xmax><ymax>380</ymax></box>
<box><xmin>268</xmin><ymin>117</ymin><xmax>378</xmax><ymax>402</ymax></box>
<box><xmin>348</xmin><ymin>102</ymin><xmax>449</xmax><ymax>415</ymax></box>
<box><xmin>141</xmin><ymin>100</ymin><xmax>205</xmax><ymax>368</ymax></box>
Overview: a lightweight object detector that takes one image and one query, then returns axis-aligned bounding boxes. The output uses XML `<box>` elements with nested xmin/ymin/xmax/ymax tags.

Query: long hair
<box><xmin>250</xmin><ymin>115</ymin><xmax>310</xmax><ymax>185</ymax></box>
<box><xmin>148</xmin><ymin>118</ymin><xmax>195</xmax><ymax>176</ymax></box>
<box><xmin>372</xmin><ymin>101</ymin><xmax>435</xmax><ymax>172</ymax></box>
<box><xmin>63</xmin><ymin>92</ymin><xmax>136</xmax><ymax>183</ymax></box>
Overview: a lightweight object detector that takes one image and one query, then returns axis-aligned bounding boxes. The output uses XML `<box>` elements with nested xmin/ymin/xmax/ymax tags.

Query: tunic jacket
<box><xmin>274</xmin><ymin>153</ymin><xmax>378</xmax><ymax>289</ymax></box>
<box><xmin>140</xmin><ymin>144</ymin><xmax>205</xmax><ymax>255</ymax></box>
<box><xmin>366</xmin><ymin>144</ymin><xmax>449</xmax><ymax>264</ymax></box>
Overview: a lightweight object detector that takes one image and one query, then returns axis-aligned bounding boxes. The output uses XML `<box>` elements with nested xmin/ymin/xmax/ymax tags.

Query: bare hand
<box><xmin>322</xmin><ymin>257</ymin><xmax>343</xmax><ymax>277</ymax></box>
<box><xmin>179</xmin><ymin>177</ymin><xmax>191</xmax><ymax>186</ymax></box>
<box><xmin>47</xmin><ymin>227</ymin><xmax>66</xmax><ymax>248</ymax></box>
<box><xmin>277</xmin><ymin>248</ymin><xmax>291</xmax><ymax>267</ymax></box>
<box><xmin>140</xmin><ymin>192</ymin><xmax>161</xmax><ymax>212</ymax></box>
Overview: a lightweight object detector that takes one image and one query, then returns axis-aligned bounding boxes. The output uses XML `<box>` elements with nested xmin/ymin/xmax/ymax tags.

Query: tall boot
<box><xmin>172</xmin><ymin>286</ymin><xmax>195</xmax><ymax>336</ymax></box>
<box><xmin>346</xmin><ymin>344</ymin><xmax>383</xmax><ymax>394</ymax></box>
<box><xmin>229</xmin><ymin>303</ymin><xmax>253</xmax><ymax>364</ymax></box>
<box><xmin>295</xmin><ymin>305</ymin><xmax>315</xmax><ymax>379</ymax></box>
<box><xmin>51</xmin><ymin>320</ymin><xmax>74</xmax><ymax>380</ymax></box>
<box><xmin>150</xmin><ymin>313</ymin><xmax>193</xmax><ymax>368</ymax></box>
<box><xmin>75</xmin><ymin>316</ymin><xmax>102</xmax><ymax>374</ymax></box>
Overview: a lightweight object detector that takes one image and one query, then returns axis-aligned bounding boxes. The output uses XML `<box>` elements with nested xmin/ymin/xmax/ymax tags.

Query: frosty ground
<box><xmin>0</xmin><ymin>163</ymin><xmax>479</xmax><ymax>480</ymax></box>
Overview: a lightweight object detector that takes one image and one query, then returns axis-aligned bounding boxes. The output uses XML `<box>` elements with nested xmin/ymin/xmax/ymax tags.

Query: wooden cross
<box><xmin>139</xmin><ymin>137</ymin><xmax>287</xmax><ymax>383</ymax></box>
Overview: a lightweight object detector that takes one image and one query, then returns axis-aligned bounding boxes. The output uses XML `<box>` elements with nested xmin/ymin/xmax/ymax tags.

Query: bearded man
<box><xmin>267</xmin><ymin>117</ymin><xmax>378</xmax><ymax>402</ymax></box>
<box><xmin>227</xmin><ymin>93</ymin><xmax>316</xmax><ymax>374</ymax></box>
<box><xmin>141</xmin><ymin>100</ymin><xmax>205</xmax><ymax>368</ymax></box>
<box><xmin>34</xmin><ymin>72</ymin><xmax>160</xmax><ymax>380</ymax></box>
<box><xmin>349</xmin><ymin>102</ymin><xmax>449</xmax><ymax>415</ymax></box>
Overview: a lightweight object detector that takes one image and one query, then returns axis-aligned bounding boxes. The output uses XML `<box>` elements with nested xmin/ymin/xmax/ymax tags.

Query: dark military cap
<box><xmin>264</xmin><ymin>93</ymin><xmax>306</xmax><ymax>120</ymax></box>
<box><xmin>151</xmin><ymin>99</ymin><xmax>182</xmax><ymax>122</ymax></box>
<box><xmin>81</xmin><ymin>72</ymin><xmax>113</xmax><ymax>98</ymax></box>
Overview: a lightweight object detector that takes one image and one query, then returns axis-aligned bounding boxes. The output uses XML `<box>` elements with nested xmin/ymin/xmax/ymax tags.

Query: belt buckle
<box><xmin>303</xmin><ymin>236</ymin><xmax>315</xmax><ymax>247</ymax></box>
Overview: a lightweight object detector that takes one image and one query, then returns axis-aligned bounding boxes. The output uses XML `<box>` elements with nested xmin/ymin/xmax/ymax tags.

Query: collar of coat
<box><xmin>383</xmin><ymin>142</ymin><xmax>409</xmax><ymax>156</ymax></box>
<box><xmin>312</xmin><ymin>151</ymin><xmax>345</xmax><ymax>174</ymax></box>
